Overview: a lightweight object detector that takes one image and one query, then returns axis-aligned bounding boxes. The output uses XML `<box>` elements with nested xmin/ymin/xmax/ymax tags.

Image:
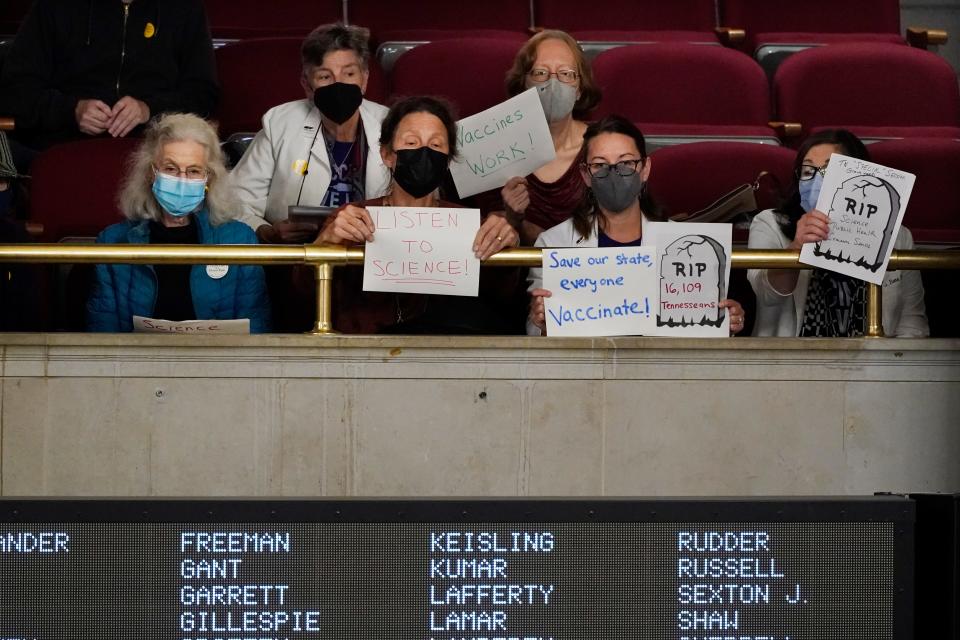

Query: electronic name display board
<box><xmin>0</xmin><ymin>498</ymin><xmax>913</xmax><ymax>640</ymax></box>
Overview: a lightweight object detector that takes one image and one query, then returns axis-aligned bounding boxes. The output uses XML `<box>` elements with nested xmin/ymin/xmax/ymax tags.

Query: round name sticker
<box><xmin>206</xmin><ymin>265</ymin><xmax>229</xmax><ymax>279</ymax></box>
<box><xmin>292</xmin><ymin>159</ymin><xmax>308</xmax><ymax>176</ymax></box>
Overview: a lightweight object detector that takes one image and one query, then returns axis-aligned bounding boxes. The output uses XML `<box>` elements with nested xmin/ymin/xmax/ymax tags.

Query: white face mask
<box><xmin>530</xmin><ymin>78</ymin><xmax>577</xmax><ymax>123</ymax></box>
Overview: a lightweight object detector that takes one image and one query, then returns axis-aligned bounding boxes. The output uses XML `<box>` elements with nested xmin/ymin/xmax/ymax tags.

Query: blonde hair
<box><xmin>119</xmin><ymin>113</ymin><xmax>235</xmax><ymax>226</ymax></box>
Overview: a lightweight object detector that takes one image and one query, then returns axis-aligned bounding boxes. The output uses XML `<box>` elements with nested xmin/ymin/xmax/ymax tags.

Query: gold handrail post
<box><xmin>309</xmin><ymin>261</ymin><xmax>337</xmax><ymax>335</ymax></box>
<box><xmin>866</xmin><ymin>282</ymin><xmax>885</xmax><ymax>338</ymax></box>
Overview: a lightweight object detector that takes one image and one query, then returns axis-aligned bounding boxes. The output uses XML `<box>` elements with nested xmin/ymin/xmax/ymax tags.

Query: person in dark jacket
<box><xmin>86</xmin><ymin>113</ymin><xmax>270</xmax><ymax>333</ymax></box>
<box><xmin>0</xmin><ymin>0</ymin><xmax>218</xmax><ymax>162</ymax></box>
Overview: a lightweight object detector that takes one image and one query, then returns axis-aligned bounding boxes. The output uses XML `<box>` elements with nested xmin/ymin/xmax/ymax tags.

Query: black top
<box><xmin>149</xmin><ymin>218</ymin><xmax>197</xmax><ymax>321</ymax></box>
<box><xmin>0</xmin><ymin>0</ymin><xmax>218</xmax><ymax>148</ymax></box>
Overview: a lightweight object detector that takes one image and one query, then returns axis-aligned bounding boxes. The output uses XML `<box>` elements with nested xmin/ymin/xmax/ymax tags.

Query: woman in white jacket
<box><xmin>230</xmin><ymin>23</ymin><xmax>390</xmax><ymax>244</ymax></box>
<box><xmin>747</xmin><ymin>129</ymin><xmax>928</xmax><ymax>337</ymax></box>
<box><xmin>527</xmin><ymin>116</ymin><xmax>747</xmax><ymax>335</ymax></box>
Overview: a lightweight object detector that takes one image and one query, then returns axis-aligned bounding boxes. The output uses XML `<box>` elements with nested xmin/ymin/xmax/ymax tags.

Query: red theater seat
<box><xmin>869</xmin><ymin>138</ymin><xmax>960</xmax><ymax>245</ymax></box>
<box><xmin>534</xmin><ymin>0</ymin><xmax>718</xmax><ymax>43</ymax></box>
<box><xmin>592</xmin><ymin>44</ymin><xmax>775</xmax><ymax>143</ymax></box>
<box><xmin>30</xmin><ymin>138</ymin><xmax>141</xmax><ymax>242</ymax></box>
<box><xmin>773</xmin><ymin>44</ymin><xmax>960</xmax><ymax>141</ymax></box>
<box><xmin>648</xmin><ymin>141</ymin><xmax>795</xmax><ymax>223</ymax></box>
<box><xmin>389</xmin><ymin>38</ymin><xmax>523</xmax><ymax>118</ymax></box>
<box><xmin>215</xmin><ymin>38</ymin><xmax>306</xmax><ymax>137</ymax></box>
<box><xmin>204</xmin><ymin>0</ymin><xmax>343</xmax><ymax>39</ymax></box>
<box><xmin>720</xmin><ymin>0</ymin><xmax>905</xmax><ymax>54</ymax></box>
<box><xmin>348</xmin><ymin>0</ymin><xmax>531</xmax><ymax>44</ymax></box>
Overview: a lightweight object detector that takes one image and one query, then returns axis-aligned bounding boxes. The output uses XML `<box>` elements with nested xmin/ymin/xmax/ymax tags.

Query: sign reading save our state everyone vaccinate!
<box><xmin>542</xmin><ymin>247</ymin><xmax>657</xmax><ymax>336</ymax></box>
<box><xmin>449</xmin><ymin>88</ymin><xmax>556</xmax><ymax>199</ymax></box>
<box><xmin>362</xmin><ymin>207</ymin><xmax>481</xmax><ymax>297</ymax></box>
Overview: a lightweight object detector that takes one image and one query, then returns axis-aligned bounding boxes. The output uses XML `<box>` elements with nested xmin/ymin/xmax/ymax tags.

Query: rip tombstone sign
<box><xmin>800</xmin><ymin>154</ymin><xmax>915</xmax><ymax>286</ymax></box>
<box><xmin>647</xmin><ymin>222</ymin><xmax>732</xmax><ymax>337</ymax></box>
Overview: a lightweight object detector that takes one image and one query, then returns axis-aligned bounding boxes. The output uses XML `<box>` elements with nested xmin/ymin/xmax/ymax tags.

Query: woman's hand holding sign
<box><xmin>318</xmin><ymin>204</ymin><xmax>376</xmax><ymax>244</ymax></box>
<box><xmin>789</xmin><ymin>210</ymin><xmax>830</xmax><ymax>250</ymax></box>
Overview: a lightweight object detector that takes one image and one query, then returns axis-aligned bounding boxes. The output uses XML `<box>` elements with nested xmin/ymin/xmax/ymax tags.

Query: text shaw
<box><xmin>542</xmin><ymin>247</ymin><xmax>657</xmax><ymax>336</ymax></box>
<box><xmin>449</xmin><ymin>88</ymin><xmax>556</xmax><ymax>199</ymax></box>
<box><xmin>648</xmin><ymin>222</ymin><xmax>732</xmax><ymax>337</ymax></box>
<box><xmin>363</xmin><ymin>207</ymin><xmax>481</xmax><ymax>297</ymax></box>
<box><xmin>800</xmin><ymin>153</ymin><xmax>915</xmax><ymax>285</ymax></box>
<box><xmin>133</xmin><ymin>316</ymin><xmax>250</xmax><ymax>334</ymax></box>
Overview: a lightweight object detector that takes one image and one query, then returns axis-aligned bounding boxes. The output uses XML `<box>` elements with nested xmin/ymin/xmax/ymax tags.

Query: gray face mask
<box><xmin>592</xmin><ymin>172</ymin><xmax>645</xmax><ymax>213</ymax></box>
<box><xmin>531</xmin><ymin>78</ymin><xmax>577</xmax><ymax>123</ymax></box>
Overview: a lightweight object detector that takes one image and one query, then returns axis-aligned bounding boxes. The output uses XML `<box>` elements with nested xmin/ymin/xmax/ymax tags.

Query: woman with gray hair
<box><xmin>86</xmin><ymin>113</ymin><xmax>271</xmax><ymax>333</ymax></box>
<box><xmin>230</xmin><ymin>22</ymin><xmax>390</xmax><ymax>244</ymax></box>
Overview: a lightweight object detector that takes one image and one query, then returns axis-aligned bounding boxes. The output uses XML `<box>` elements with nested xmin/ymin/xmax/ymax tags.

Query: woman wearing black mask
<box><xmin>527</xmin><ymin>116</ymin><xmax>747</xmax><ymax>336</ymax></box>
<box><xmin>231</xmin><ymin>23</ymin><xmax>390</xmax><ymax>245</ymax></box>
<box><xmin>315</xmin><ymin>96</ymin><xmax>521</xmax><ymax>334</ymax></box>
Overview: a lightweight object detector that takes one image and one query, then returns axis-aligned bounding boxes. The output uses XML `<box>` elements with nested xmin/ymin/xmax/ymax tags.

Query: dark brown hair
<box><xmin>775</xmin><ymin>129</ymin><xmax>870</xmax><ymax>239</ymax></box>
<box><xmin>379</xmin><ymin>96</ymin><xmax>459</xmax><ymax>158</ymax></box>
<box><xmin>301</xmin><ymin>22</ymin><xmax>371</xmax><ymax>71</ymax></box>
<box><xmin>571</xmin><ymin>115</ymin><xmax>662</xmax><ymax>240</ymax></box>
<box><xmin>505</xmin><ymin>30</ymin><xmax>601</xmax><ymax>120</ymax></box>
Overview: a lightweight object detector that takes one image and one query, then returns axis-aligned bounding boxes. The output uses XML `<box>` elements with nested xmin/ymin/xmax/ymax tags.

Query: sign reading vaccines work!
<box><xmin>449</xmin><ymin>88</ymin><xmax>556</xmax><ymax>198</ymax></box>
<box><xmin>648</xmin><ymin>222</ymin><xmax>732</xmax><ymax>337</ymax></box>
<box><xmin>362</xmin><ymin>207</ymin><xmax>480</xmax><ymax>297</ymax></box>
<box><xmin>800</xmin><ymin>154</ymin><xmax>915</xmax><ymax>285</ymax></box>
<box><xmin>542</xmin><ymin>247</ymin><xmax>657</xmax><ymax>336</ymax></box>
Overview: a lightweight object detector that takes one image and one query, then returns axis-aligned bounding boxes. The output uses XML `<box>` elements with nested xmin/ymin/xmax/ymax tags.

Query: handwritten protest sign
<box><xmin>362</xmin><ymin>207</ymin><xmax>480</xmax><ymax>296</ymax></box>
<box><xmin>800</xmin><ymin>154</ymin><xmax>915</xmax><ymax>285</ymax></box>
<box><xmin>133</xmin><ymin>316</ymin><xmax>250</xmax><ymax>334</ymax></box>
<box><xmin>647</xmin><ymin>222</ymin><xmax>732</xmax><ymax>337</ymax></box>
<box><xmin>449</xmin><ymin>88</ymin><xmax>556</xmax><ymax>198</ymax></box>
<box><xmin>542</xmin><ymin>247</ymin><xmax>657</xmax><ymax>337</ymax></box>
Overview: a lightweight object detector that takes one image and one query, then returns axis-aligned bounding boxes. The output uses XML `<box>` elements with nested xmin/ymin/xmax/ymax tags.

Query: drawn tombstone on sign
<box><xmin>658</xmin><ymin>235</ymin><xmax>727</xmax><ymax>328</ymax></box>
<box><xmin>814</xmin><ymin>175</ymin><xmax>900</xmax><ymax>272</ymax></box>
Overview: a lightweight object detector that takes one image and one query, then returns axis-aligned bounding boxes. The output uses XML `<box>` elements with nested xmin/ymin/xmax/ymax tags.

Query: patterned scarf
<box><xmin>799</xmin><ymin>269</ymin><xmax>867</xmax><ymax>337</ymax></box>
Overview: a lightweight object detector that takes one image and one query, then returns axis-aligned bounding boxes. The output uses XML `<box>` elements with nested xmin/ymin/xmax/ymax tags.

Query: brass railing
<box><xmin>0</xmin><ymin>244</ymin><xmax>957</xmax><ymax>337</ymax></box>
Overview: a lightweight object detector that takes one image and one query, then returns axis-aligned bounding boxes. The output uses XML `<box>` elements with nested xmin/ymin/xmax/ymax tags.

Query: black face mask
<box><xmin>392</xmin><ymin>147</ymin><xmax>449</xmax><ymax>198</ymax></box>
<box><xmin>313</xmin><ymin>82</ymin><xmax>363</xmax><ymax>124</ymax></box>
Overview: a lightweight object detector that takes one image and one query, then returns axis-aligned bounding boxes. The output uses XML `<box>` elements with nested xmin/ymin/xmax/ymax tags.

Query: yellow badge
<box><xmin>144</xmin><ymin>22</ymin><xmax>156</xmax><ymax>38</ymax></box>
<box><xmin>292</xmin><ymin>159</ymin><xmax>308</xmax><ymax>176</ymax></box>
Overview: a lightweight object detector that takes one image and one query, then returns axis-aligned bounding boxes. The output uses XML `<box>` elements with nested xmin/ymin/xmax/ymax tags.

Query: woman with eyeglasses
<box><xmin>747</xmin><ymin>129</ymin><xmax>928</xmax><ymax>337</ymax></box>
<box><xmin>527</xmin><ymin>115</ymin><xmax>747</xmax><ymax>336</ymax></box>
<box><xmin>87</xmin><ymin>113</ymin><xmax>271</xmax><ymax>332</ymax></box>
<box><xmin>480</xmin><ymin>31</ymin><xmax>602</xmax><ymax>246</ymax></box>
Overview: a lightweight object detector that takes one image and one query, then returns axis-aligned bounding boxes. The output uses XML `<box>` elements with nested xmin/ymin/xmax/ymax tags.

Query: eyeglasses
<box><xmin>797</xmin><ymin>162</ymin><xmax>829</xmax><ymax>181</ymax></box>
<box><xmin>528</xmin><ymin>68</ymin><xmax>579</xmax><ymax>85</ymax></box>
<box><xmin>584</xmin><ymin>159</ymin><xmax>641</xmax><ymax>178</ymax></box>
<box><xmin>156</xmin><ymin>163</ymin><xmax>207</xmax><ymax>180</ymax></box>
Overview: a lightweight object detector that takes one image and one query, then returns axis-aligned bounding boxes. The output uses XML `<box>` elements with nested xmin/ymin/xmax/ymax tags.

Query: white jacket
<box><xmin>747</xmin><ymin>209</ymin><xmax>929</xmax><ymax>337</ymax></box>
<box><xmin>526</xmin><ymin>215</ymin><xmax>653</xmax><ymax>335</ymax></box>
<box><xmin>230</xmin><ymin>98</ymin><xmax>391</xmax><ymax>231</ymax></box>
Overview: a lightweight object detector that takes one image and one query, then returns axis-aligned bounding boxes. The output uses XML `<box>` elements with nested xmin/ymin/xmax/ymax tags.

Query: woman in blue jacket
<box><xmin>87</xmin><ymin>113</ymin><xmax>271</xmax><ymax>332</ymax></box>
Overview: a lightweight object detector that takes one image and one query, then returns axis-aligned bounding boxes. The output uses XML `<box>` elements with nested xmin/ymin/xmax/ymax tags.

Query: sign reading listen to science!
<box><xmin>363</xmin><ymin>206</ymin><xmax>481</xmax><ymax>297</ymax></box>
<box><xmin>542</xmin><ymin>247</ymin><xmax>657</xmax><ymax>336</ymax></box>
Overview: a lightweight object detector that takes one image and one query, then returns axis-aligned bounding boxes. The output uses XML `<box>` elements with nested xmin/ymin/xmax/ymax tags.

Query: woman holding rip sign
<box><xmin>747</xmin><ymin>129</ymin><xmax>928</xmax><ymax>337</ymax></box>
<box><xmin>527</xmin><ymin>116</ymin><xmax>747</xmax><ymax>336</ymax></box>
<box><xmin>314</xmin><ymin>96</ymin><xmax>522</xmax><ymax>333</ymax></box>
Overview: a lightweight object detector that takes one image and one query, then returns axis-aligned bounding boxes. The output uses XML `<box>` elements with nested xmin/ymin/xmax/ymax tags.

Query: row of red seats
<box><xmin>215</xmin><ymin>39</ymin><xmax>960</xmax><ymax>146</ymax></box>
<box><xmin>0</xmin><ymin>0</ymin><xmax>941</xmax><ymax>52</ymax></box>
<box><xmin>26</xmin><ymin>136</ymin><xmax>960</xmax><ymax>246</ymax></box>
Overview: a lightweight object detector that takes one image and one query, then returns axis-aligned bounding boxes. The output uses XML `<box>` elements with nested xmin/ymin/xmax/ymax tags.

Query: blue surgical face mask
<box><xmin>152</xmin><ymin>172</ymin><xmax>207</xmax><ymax>217</ymax></box>
<box><xmin>799</xmin><ymin>171</ymin><xmax>824</xmax><ymax>213</ymax></box>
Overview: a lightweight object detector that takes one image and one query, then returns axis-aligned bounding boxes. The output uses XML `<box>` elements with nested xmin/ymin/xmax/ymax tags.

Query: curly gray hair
<box><xmin>118</xmin><ymin>113</ymin><xmax>235</xmax><ymax>226</ymax></box>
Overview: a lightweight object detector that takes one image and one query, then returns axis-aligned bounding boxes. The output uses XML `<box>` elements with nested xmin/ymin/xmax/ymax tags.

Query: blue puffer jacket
<box><xmin>86</xmin><ymin>210</ymin><xmax>272</xmax><ymax>333</ymax></box>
